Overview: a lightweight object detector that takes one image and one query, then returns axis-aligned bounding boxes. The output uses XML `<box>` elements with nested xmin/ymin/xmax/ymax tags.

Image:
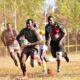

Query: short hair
<box><xmin>48</xmin><ymin>16</ymin><xmax>53</xmax><ymax>22</ymax></box>
<box><xmin>6</xmin><ymin>23</ymin><xmax>11</xmax><ymax>27</ymax></box>
<box><xmin>26</xmin><ymin>19</ymin><xmax>33</xmax><ymax>24</ymax></box>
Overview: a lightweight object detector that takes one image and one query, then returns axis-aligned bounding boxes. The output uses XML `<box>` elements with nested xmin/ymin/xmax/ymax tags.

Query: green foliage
<box><xmin>0</xmin><ymin>0</ymin><xmax>43</xmax><ymax>31</ymax></box>
<box><xmin>0</xmin><ymin>0</ymin><xmax>80</xmax><ymax>31</ymax></box>
<box><xmin>57</xmin><ymin>0</ymin><xmax>80</xmax><ymax>30</ymax></box>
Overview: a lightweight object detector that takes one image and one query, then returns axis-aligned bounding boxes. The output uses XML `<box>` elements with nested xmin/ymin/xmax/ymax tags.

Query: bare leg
<box><xmin>40</xmin><ymin>49</ymin><xmax>47</xmax><ymax>73</ymax></box>
<box><xmin>56</xmin><ymin>60</ymin><xmax>60</xmax><ymax>72</ymax></box>
<box><xmin>40</xmin><ymin>49</ymin><xmax>49</xmax><ymax>62</ymax></box>
<box><xmin>20</xmin><ymin>53</ymin><xmax>29</xmax><ymax>77</ymax></box>
<box><xmin>34</xmin><ymin>53</ymin><xmax>41</xmax><ymax>66</ymax></box>
<box><xmin>63</xmin><ymin>52</ymin><xmax>69</xmax><ymax>62</ymax></box>
<box><xmin>9</xmin><ymin>52</ymin><xmax>18</xmax><ymax>66</ymax></box>
<box><xmin>17</xmin><ymin>52</ymin><xmax>21</xmax><ymax>62</ymax></box>
<box><xmin>56</xmin><ymin>52</ymin><xmax>62</xmax><ymax>72</ymax></box>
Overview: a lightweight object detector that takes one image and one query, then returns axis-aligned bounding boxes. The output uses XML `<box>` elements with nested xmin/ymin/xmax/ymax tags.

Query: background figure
<box><xmin>45</xmin><ymin>16</ymin><xmax>69</xmax><ymax>72</ymax></box>
<box><xmin>34</xmin><ymin>23</ymin><xmax>49</xmax><ymax>73</ymax></box>
<box><xmin>16</xmin><ymin>19</ymin><xmax>42</xmax><ymax>78</ymax></box>
<box><xmin>1</xmin><ymin>23</ymin><xmax>21</xmax><ymax>67</ymax></box>
<box><xmin>39</xmin><ymin>30</ymin><xmax>49</xmax><ymax>62</ymax></box>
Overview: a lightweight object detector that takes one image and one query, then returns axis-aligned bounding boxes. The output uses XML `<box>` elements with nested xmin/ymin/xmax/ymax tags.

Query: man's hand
<box><xmin>45</xmin><ymin>41</ymin><xmax>49</xmax><ymax>46</ymax></box>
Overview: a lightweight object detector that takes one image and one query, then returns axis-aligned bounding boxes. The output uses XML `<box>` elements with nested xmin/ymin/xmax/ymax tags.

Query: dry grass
<box><xmin>0</xmin><ymin>53</ymin><xmax>80</xmax><ymax>80</ymax></box>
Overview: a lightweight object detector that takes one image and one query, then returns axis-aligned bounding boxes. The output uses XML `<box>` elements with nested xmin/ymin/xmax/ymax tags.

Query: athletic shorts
<box><xmin>7</xmin><ymin>40</ymin><xmax>20</xmax><ymax>53</ymax></box>
<box><xmin>21</xmin><ymin>46</ymin><xmax>39</xmax><ymax>58</ymax></box>
<box><xmin>50</xmin><ymin>40</ymin><xmax>64</xmax><ymax>58</ymax></box>
<box><xmin>39</xmin><ymin>45</ymin><xmax>48</xmax><ymax>51</ymax></box>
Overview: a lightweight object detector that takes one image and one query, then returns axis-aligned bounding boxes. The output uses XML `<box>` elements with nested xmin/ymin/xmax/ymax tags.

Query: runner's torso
<box><xmin>21</xmin><ymin>28</ymin><xmax>39</xmax><ymax>43</ymax></box>
<box><xmin>46</xmin><ymin>24</ymin><xmax>64</xmax><ymax>41</ymax></box>
<box><xmin>4</xmin><ymin>29</ymin><xmax>17</xmax><ymax>45</ymax></box>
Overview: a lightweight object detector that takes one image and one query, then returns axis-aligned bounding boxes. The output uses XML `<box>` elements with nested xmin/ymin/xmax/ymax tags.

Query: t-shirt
<box><xmin>45</xmin><ymin>22</ymin><xmax>64</xmax><ymax>41</ymax></box>
<box><xmin>16</xmin><ymin>27</ymin><xmax>40</xmax><ymax>48</ymax></box>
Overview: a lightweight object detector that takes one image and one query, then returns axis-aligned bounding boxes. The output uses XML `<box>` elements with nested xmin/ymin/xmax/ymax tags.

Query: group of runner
<box><xmin>1</xmin><ymin>16</ymin><xmax>69</xmax><ymax>79</ymax></box>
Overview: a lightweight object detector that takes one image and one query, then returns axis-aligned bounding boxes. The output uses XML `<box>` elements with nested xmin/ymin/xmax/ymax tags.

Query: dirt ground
<box><xmin>0</xmin><ymin>53</ymin><xmax>80</xmax><ymax>80</ymax></box>
<box><xmin>0</xmin><ymin>46</ymin><xmax>80</xmax><ymax>80</ymax></box>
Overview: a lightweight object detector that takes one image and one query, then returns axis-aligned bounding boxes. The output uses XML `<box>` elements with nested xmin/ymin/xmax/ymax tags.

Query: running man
<box><xmin>16</xmin><ymin>19</ymin><xmax>42</xmax><ymax>78</ymax></box>
<box><xmin>45</xmin><ymin>16</ymin><xmax>69</xmax><ymax>72</ymax></box>
<box><xmin>1</xmin><ymin>23</ymin><xmax>21</xmax><ymax>66</ymax></box>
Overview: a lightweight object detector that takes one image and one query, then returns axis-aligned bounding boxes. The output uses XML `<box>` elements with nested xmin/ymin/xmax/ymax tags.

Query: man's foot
<box><xmin>44</xmin><ymin>57</ymin><xmax>49</xmax><ymax>62</ymax></box>
<box><xmin>20</xmin><ymin>76</ymin><xmax>28</xmax><ymax>79</ymax></box>
<box><xmin>20</xmin><ymin>75</ymin><xmax>28</xmax><ymax>80</ymax></box>
<box><xmin>57</xmin><ymin>68</ymin><xmax>60</xmax><ymax>72</ymax></box>
<box><xmin>14</xmin><ymin>60</ymin><xmax>18</xmax><ymax>66</ymax></box>
<box><xmin>22</xmin><ymin>71</ymin><xmax>28</xmax><ymax>79</ymax></box>
<box><xmin>64</xmin><ymin>52</ymin><xmax>69</xmax><ymax>62</ymax></box>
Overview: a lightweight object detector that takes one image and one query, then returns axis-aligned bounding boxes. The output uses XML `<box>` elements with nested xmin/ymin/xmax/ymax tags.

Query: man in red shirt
<box><xmin>45</xmin><ymin>16</ymin><xmax>69</xmax><ymax>72</ymax></box>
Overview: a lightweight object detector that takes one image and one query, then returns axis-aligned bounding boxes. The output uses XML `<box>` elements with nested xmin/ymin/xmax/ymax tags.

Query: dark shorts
<box><xmin>21</xmin><ymin>47</ymin><xmax>38</xmax><ymax>59</ymax></box>
<box><xmin>50</xmin><ymin>40</ymin><xmax>64</xmax><ymax>58</ymax></box>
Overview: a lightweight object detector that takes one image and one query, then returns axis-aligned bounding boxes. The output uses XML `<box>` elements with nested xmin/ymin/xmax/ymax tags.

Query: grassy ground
<box><xmin>0</xmin><ymin>53</ymin><xmax>80</xmax><ymax>80</ymax></box>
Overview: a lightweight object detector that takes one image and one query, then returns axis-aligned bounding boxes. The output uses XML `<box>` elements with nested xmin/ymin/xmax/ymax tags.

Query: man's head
<box><xmin>48</xmin><ymin>16</ymin><xmax>54</xmax><ymax>25</ymax></box>
<box><xmin>6</xmin><ymin>23</ymin><xmax>12</xmax><ymax>30</ymax></box>
<box><xmin>26</xmin><ymin>19</ymin><xmax>33</xmax><ymax>29</ymax></box>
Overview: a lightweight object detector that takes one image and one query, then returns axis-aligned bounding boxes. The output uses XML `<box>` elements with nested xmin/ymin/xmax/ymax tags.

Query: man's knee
<box><xmin>9</xmin><ymin>51</ymin><xmax>15</xmax><ymax>59</ymax></box>
<box><xmin>17</xmin><ymin>52</ymin><xmax>21</xmax><ymax>60</ymax></box>
<box><xmin>56</xmin><ymin>52</ymin><xmax>62</xmax><ymax>60</ymax></box>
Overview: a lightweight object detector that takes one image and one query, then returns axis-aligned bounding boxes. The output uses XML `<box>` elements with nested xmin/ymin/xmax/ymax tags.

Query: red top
<box><xmin>52</xmin><ymin>25</ymin><xmax>60</xmax><ymax>35</ymax></box>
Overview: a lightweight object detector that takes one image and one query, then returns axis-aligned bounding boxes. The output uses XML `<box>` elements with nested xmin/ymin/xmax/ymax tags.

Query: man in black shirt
<box><xmin>16</xmin><ymin>19</ymin><xmax>42</xmax><ymax>78</ymax></box>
